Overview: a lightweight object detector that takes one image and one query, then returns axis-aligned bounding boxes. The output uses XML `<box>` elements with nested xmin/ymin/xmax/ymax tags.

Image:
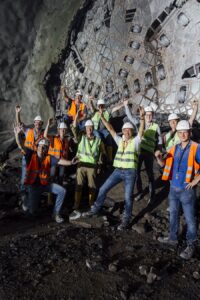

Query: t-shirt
<box><xmin>114</xmin><ymin>134</ymin><xmax>141</xmax><ymax>152</ymax></box>
<box><xmin>171</xmin><ymin>141</ymin><xmax>200</xmax><ymax>189</ymax></box>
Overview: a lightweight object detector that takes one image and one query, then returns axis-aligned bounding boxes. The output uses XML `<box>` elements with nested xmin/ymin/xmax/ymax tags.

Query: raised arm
<box><xmin>123</xmin><ymin>99</ymin><xmax>138</xmax><ymax>131</ymax></box>
<box><xmin>60</xmin><ymin>86</ymin><xmax>72</xmax><ymax>104</ymax></box>
<box><xmin>111</xmin><ymin>101</ymin><xmax>124</xmax><ymax>114</ymax></box>
<box><xmin>13</xmin><ymin>123</ymin><xmax>26</xmax><ymax>154</ymax></box>
<box><xmin>87</xmin><ymin>96</ymin><xmax>95</xmax><ymax>114</ymax></box>
<box><xmin>138</xmin><ymin>106</ymin><xmax>145</xmax><ymax>139</ymax></box>
<box><xmin>15</xmin><ymin>105</ymin><xmax>22</xmax><ymax>125</ymax></box>
<box><xmin>44</xmin><ymin>117</ymin><xmax>53</xmax><ymax>139</ymax></box>
<box><xmin>189</xmin><ymin>99</ymin><xmax>198</xmax><ymax>126</ymax></box>
<box><xmin>99</xmin><ymin>107</ymin><xmax>116</xmax><ymax>139</ymax></box>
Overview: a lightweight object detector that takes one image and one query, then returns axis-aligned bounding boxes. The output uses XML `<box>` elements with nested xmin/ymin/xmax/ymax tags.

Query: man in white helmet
<box><xmin>155</xmin><ymin>120</ymin><xmax>200</xmax><ymax>260</ymax></box>
<box><xmin>125</xmin><ymin>103</ymin><xmax>162</xmax><ymax>203</ymax></box>
<box><xmin>61</xmin><ymin>87</ymin><xmax>88</xmax><ymax>129</ymax></box>
<box><xmin>14</xmin><ymin>124</ymin><xmax>77</xmax><ymax>223</ymax></box>
<box><xmin>44</xmin><ymin>119</ymin><xmax>71</xmax><ymax>184</ymax></box>
<box><xmin>83</xmin><ymin>106</ymin><xmax>145</xmax><ymax>230</ymax></box>
<box><xmin>69</xmin><ymin>114</ymin><xmax>106</xmax><ymax>220</ymax></box>
<box><xmin>89</xmin><ymin>97</ymin><xmax>113</xmax><ymax>162</ymax></box>
<box><xmin>163</xmin><ymin>100</ymin><xmax>198</xmax><ymax>151</ymax></box>
<box><xmin>15</xmin><ymin>105</ymin><xmax>44</xmax><ymax>207</ymax></box>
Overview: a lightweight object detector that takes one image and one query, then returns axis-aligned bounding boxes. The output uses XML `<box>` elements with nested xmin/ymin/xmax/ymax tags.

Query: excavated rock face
<box><xmin>0</xmin><ymin>0</ymin><xmax>85</xmax><ymax>150</ymax></box>
<box><xmin>1</xmin><ymin>0</ymin><xmax>200</xmax><ymax>151</ymax></box>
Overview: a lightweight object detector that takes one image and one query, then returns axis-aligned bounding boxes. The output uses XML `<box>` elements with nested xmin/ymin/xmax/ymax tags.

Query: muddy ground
<box><xmin>0</xmin><ymin>149</ymin><xmax>200</xmax><ymax>300</ymax></box>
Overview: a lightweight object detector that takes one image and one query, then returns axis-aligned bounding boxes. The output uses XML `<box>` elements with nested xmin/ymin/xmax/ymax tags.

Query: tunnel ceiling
<box><xmin>54</xmin><ymin>0</ymin><xmax>200</xmax><ymax>121</ymax></box>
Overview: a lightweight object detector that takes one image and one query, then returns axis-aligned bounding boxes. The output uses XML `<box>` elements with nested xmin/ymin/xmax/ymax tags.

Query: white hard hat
<box><xmin>34</xmin><ymin>115</ymin><xmax>43</xmax><ymax>122</ymax></box>
<box><xmin>168</xmin><ymin>113</ymin><xmax>179</xmax><ymax>121</ymax></box>
<box><xmin>58</xmin><ymin>122</ymin><xmax>67</xmax><ymax>129</ymax></box>
<box><xmin>97</xmin><ymin>99</ymin><xmax>105</xmax><ymax>106</ymax></box>
<box><xmin>75</xmin><ymin>90</ymin><xmax>83</xmax><ymax>96</ymax></box>
<box><xmin>176</xmin><ymin>120</ymin><xmax>190</xmax><ymax>131</ymax></box>
<box><xmin>85</xmin><ymin>120</ymin><xmax>94</xmax><ymax>127</ymax></box>
<box><xmin>122</xmin><ymin>122</ymin><xmax>134</xmax><ymax>130</ymax></box>
<box><xmin>38</xmin><ymin>138</ymin><xmax>50</xmax><ymax>147</ymax></box>
<box><xmin>144</xmin><ymin>106</ymin><xmax>154</xmax><ymax>113</ymax></box>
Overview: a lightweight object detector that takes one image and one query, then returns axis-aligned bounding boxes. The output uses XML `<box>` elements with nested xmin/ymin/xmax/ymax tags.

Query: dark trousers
<box><xmin>137</xmin><ymin>150</ymin><xmax>155</xmax><ymax>197</ymax></box>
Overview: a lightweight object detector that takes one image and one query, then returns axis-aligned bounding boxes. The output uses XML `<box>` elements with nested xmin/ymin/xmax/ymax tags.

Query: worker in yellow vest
<box><xmin>69</xmin><ymin>113</ymin><xmax>106</xmax><ymax>220</ymax></box>
<box><xmin>134</xmin><ymin>105</ymin><xmax>162</xmax><ymax>203</ymax></box>
<box><xmin>155</xmin><ymin>120</ymin><xmax>200</xmax><ymax>260</ymax></box>
<box><xmin>163</xmin><ymin>100</ymin><xmax>198</xmax><ymax>151</ymax></box>
<box><xmin>89</xmin><ymin>97</ymin><xmax>113</xmax><ymax>162</ymax></box>
<box><xmin>83</xmin><ymin>106</ymin><xmax>145</xmax><ymax>230</ymax></box>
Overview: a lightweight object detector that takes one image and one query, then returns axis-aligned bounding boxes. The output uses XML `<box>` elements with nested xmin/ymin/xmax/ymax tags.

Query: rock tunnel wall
<box><xmin>0</xmin><ymin>0</ymin><xmax>85</xmax><ymax>151</ymax></box>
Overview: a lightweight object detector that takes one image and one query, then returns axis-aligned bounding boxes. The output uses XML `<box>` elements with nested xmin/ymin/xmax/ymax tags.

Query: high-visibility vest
<box><xmin>91</xmin><ymin>110</ymin><xmax>110</xmax><ymax>130</ymax></box>
<box><xmin>24</xmin><ymin>129</ymin><xmax>44</xmax><ymax>151</ymax></box>
<box><xmin>67</xmin><ymin>101</ymin><xmax>85</xmax><ymax>120</ymax></box>
<box><xmin>162</xmin><ymin>142</ymin><xmax>199</xmax><ymax>182</ymax></box>
<box><xmin>48</xmin><ymin>136</ymin><xmax>69</xmax><ymax>159</ymax></box>
<box><xmin>165</xmin><ymin>131</ymin><xmax>180</xmax><ymax>150</ymax></box>
<box><xmin>113</xmin><ymin>138</ymin><xmax>139</xmax><ymax>169</ymax></box>
<box><xmin>77</xmin><ymin>135</ymin><xmax>101</xmax><ymax>164</ymax></box>
<box><xmin>24</xmin><ymin>153</ymin><xmax>51</xmax><ymax>185</ymax></box>
<box><xmin>141</xmin><ymin>123</ymin><xmax>158</xmax><ymax>153</ymax></box>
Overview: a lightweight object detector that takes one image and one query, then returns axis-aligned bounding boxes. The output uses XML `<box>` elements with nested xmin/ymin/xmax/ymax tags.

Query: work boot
<box><xmin>117</xmin><ymin>218</ymin><xmax>130</xmax><ymax>231</ymax></box>
<box><xmin>69</xmin><ymin>210</ymin><xmax>81</xmax><ymax>221</ymax></box>
<box><xmin>180</xmin><ymin>245</ymin><xmax>195</xmax><ymax>260</ymax></box>
<box><xmin>53</xmin><ymin>213</ymin><xmax>64</xmax><ymax>224</ymax></box>
<box><xmin>157</xmin><ymin>236</ymin><xmax>178</xmax><ymax>246</ymax></box>
<box><xmin>73</xmin><ymin>191</ymin><xmax>81</xmax><ymax>210</ymax></box>
<box><xmin>82</xmin><ymin>205</ymin><xmax>100</xmax><ymax>217</ymax></box>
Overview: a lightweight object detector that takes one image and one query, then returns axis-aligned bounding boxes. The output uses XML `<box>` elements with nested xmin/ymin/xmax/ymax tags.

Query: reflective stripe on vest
<box><xmin>48</xmin><ymin>137</ymin><xmax>69</xmax><ymax>159</ymax></box>
<box><xmin>165</xmin><ymin>131</ymin><xmax>180</xmax><ymax>150</ymax></box>
<box><xmin>24</xmin><ymin>153</ymin><xmax>51</xmax><ymax>185</ymax></box>
<box><xmin>91</xmin><ymin>110</ymin><xmax>110</xmax><ymax>130</ymax></box>
<box><xmin>68</xmin><ymin>101</ymin><xmax>85</xmax><ymax>120</ymax></box>
<box><xmin>113</xmin><ymin>138</ymin><xmax>138</xmax><ymax>169</ymax></box>
<box><xmin>77</xmin><ymin>135</ymin><xmax>101</xmax><ymax>164</ymax></box>
<box><xmin>24</xmin><ymin>129</ymin><xmax>44</xmax><ymax>151</ymax></box>
<box><xmin>141</xmin><ymin>123</ymin><xmax>158</xmax><ymax>153</ymax></box>
<box><xmin>162</xmin><ymin>142</ymin><xmax>199</xmax><ymax>182</ymax></box>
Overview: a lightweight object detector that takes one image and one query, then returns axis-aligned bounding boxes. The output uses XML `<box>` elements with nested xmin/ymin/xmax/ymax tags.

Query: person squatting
<box><xmin>14</xmin><ymin>89</ymin><xmax>200</xmax><ymax>260</ymax></box>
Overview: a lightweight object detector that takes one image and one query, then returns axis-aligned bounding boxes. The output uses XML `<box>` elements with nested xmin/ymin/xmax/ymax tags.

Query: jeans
<box><xmin>27</xmin><ymin>183</ymin><xmax>66</xmax><ymax>215</ymax></box>
<box><xmin>169</xmin><ymin>186</ymin><xmax>197</xmax><ymax>245</ymax></box>
<box><xmin>137</xmin><ymin>150</ymin><xmax>155</xmax><ymax>196</ymax></box>
<box><xmin>93</xmin><ymin>168</ymin><xmax>137</xmax><ymax>221</ymax></box>
<box><xmin>20</xmin><ymin>156</ymin><xmax>27</xmax><ymax>192</ymax></box>
<box><xmin>50</xmin><ymin>165</ymin><xmax>65</xmax><ymax>184</ymax></box>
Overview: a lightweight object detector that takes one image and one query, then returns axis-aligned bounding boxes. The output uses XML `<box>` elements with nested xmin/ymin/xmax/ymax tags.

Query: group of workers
<box><xmin>13</xmin><ymin>86</ymin><xmax>200</xmax><ymax>260</ymax></box>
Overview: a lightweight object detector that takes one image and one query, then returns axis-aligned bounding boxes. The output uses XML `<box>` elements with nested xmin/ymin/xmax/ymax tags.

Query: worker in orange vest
<box><xmin>14</xmin><ymin>124</ymin><xmax>78</xmax><ymax>223</ymax></box>
<box><xmin>155</xmin><ymin>120</ymin><xmax>200</xmax><ymax>260</ymax></box>
<box><xmin>15</xmin><ymin>105</ymin><xmax>44</xmax><ymax>208</ymax></box>
<box><xmin>61</xmin><ymin>87</ymin><xmax>87</xmax><ymax>129</ymax></box>
<box><xmin>44</xmin><ymin>119</ymin><xmax>71</xmax><ymax>184</ymax></box>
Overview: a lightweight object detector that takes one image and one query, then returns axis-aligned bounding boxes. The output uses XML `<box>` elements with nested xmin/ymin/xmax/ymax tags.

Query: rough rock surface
<box><xmin>0</xmin><ymin>0</ymin><xmax>85</xmax><ymax>150</ymax></box>
<box><xmin>0</xmin><ymin>150</ymin><xmax>200</xmax><ymax>299</ymax></box>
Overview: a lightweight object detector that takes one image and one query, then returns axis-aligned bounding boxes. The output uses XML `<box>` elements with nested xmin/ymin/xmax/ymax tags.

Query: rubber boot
<box><xmin>88</xmin><ymin>192</ymin><xmax>96</xmax><ymax>207</ymax></box>
<box><xmin>73</xmin><ymin>191</ymin><xmax>82</xmax><ymax>210</ymax></box>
